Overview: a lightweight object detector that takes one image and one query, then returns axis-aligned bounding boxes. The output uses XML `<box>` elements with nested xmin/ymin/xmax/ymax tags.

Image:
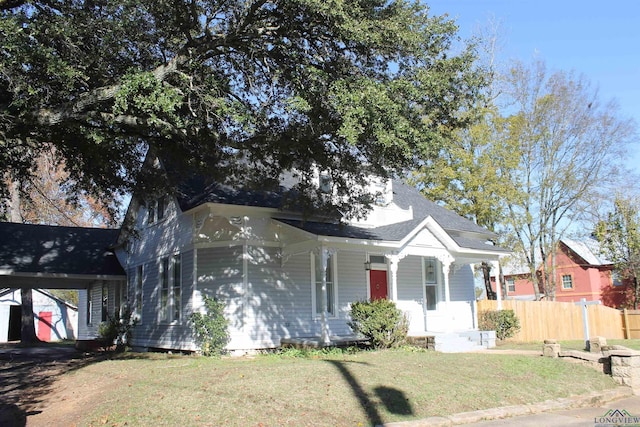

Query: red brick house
<box><xmin>491</xmin><ymin>239</ymin><xmax>631</xmax><ymax>308</ymax></box>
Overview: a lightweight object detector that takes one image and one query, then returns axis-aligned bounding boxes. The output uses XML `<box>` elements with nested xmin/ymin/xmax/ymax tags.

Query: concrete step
<box><xmin>434</xmin><ymin>332</ymin><xmax>490</xmax><ymax>353</ymax></box>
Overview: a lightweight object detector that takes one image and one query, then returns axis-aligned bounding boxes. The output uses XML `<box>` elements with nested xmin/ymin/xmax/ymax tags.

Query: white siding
<box><xmin>246</xmin><ymin>246</ymin><xmax>313</xmax><ymax>348</ymax></box>
<box><xmin>126</xmin><ymin>199</ymin><xmax>193</xmax><ymax>268</ymax></box>
<box><xmin>129</xmin><ymin>250</ymin><xmax>195</xmax><ymax>350</ymax></box>
<box><xmin>78</xmin><ymin>283</ymin><xmax>102</xmax><ymax>339</ymax></box>
<box><xmin>193</xmin><ymin>246</ymin><xmax>370</xmax><ymax>351</ymax></box>
<box><xmin>330</xmin><ymin>250</ymin><xmax>368</xmax><ymax>335</ymax></box>
<box><xmin>196</xmin><ymin>245</ymin><xmax>246</xmax><ymax>350</ymax></box>
<box><xmin>447</xmin><ymin>265</ymin><xmax>476</xmax><ymax>331</ymax></box>
<box><xmin>396</xmin><ymin>256</ymin><xmax>426</xmax><ymax>334</ymax></box>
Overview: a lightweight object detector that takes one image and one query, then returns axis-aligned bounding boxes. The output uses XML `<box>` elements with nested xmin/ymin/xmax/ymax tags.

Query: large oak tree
<box><xmin>1</xmin><ymin>0</ymin><xmax>485</xmax><ymax>218</ymax></box>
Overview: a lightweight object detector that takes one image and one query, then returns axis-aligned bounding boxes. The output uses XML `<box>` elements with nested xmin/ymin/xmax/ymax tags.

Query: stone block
<box><xmin>612</xmin><ymin>365</ymin><xmax>632</xmax><ymax>378</ymax></box>
<box><xmin>590</xmin><ymin>336</ymin><xmax>607</xmax><ymax>353</ymax></box>
<box><xmin>543</xmin><ymin>343</ymin><xmax>561</xmax><ymax>357</ymax></box>
<box><xmin>617</xmin><ymin>355</ymin><xmax>640</xmax><ymax>367</ymax></box>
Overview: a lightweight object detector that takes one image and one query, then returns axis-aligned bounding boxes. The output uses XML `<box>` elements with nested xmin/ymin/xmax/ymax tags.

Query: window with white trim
<box><xmin>135</xmin><ymin>265</ymin><xmax>143</xmax><ymax>321</ymax></box>
<box><xmin>147</xmin><ymin>197</ymin><xmax>167</xmax><ymax>225</ymax></box>
<box><xmin>115</xmin><ymin>280</ymin><xmax>127</xmax><ymax>316</ymax></box>
<box><xmin>312</xmin><ymin>252</ymin><xmax>337</xmax><ymax>316</ymax></box>
<box><xmin>423</xmin><ymin>257</ymin><xmax>439</xmax><ymax>311</ymax></box>
<box><xmin>159</xmin><ymin>254</ymin><xmax>182</xmax><ymax>323</ymax></box>
<box><xmin>172</xmin><ymin>255</ymin><xmax>182</xmax><ymax>321</ymax></box>
<box><xmin>101</xmin><ymin>284</ymin><xmax>109</xmax><ymax>322</ymax></box>
<box><xmin>561</xmin><ymin>274</ymin><xmax>573</xmax><ymax>289</ymax></box>
<box><xmin>506</xmin><ymin>277</ymin><xmax>516</xmax><ymax>293</ymax></box>
<box><xmin>160</xmin><ymin>258</ymin><xmax>170</xmax><ymax>322</ymax></box>
<box><xmin>86</xmin><ymin>285</ymin><xmax>93</xmax><ymax>325</ymax></box>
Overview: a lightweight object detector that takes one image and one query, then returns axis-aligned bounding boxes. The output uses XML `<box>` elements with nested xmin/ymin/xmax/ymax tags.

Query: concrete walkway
<box><xmin>385</xmin><ymin>387</ymin><xmax>638</xmax><ymax>426</ymax></box>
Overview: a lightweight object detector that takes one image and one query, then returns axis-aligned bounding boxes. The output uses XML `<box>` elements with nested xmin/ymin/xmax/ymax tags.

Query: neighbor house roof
<box><xmin>0</xmin><ymin>222</ymin><xmax>125</xmax><ymax>276</ymax></box>
<box><xmin>562</xmin><ymin>238</ymin><xmax>611</xmax><ymax>266</ymax></box>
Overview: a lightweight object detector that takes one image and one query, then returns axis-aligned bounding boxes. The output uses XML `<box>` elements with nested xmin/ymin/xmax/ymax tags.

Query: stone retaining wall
<box><xmin>544</xmin><ymin>336</ymin><xmax>640</xmax><ymax>389</ymax></box>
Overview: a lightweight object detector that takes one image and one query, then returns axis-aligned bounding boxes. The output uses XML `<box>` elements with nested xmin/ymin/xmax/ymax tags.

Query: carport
<box><xmin>0</xmin><ymin>222</ymin><xmax>125</xmax><ymax>342</ymax></box>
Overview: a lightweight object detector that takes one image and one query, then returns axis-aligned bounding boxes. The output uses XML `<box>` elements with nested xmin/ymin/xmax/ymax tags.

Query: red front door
<box><xmin>369</xmin><ymin>270</ymin><xmax>388</xmax><ymax>300</ymax></box>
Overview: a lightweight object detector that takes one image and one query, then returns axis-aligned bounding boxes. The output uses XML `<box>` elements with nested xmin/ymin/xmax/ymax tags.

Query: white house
<box><xmin>0</xmin><ymin>171</ymin><xmax>508</xmax><ymax>352</ymax></box>
<box><xmin>97</xmin><ymin>171</ymin><xmax>508</xmax><ymax>353</ymax></box>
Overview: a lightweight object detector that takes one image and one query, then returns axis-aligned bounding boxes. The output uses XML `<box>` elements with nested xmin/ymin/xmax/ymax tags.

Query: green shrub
<box><xmin>189</xmin><ymin>296</ymin><xmax>230</xmax><ymax>357</ymax></box>
<box><xmin>348</xmin><ymin>299</ymin><xmax>408</xmax><ymax>348</ymax></box>
<box><xmin>98</xmin><ymin>307</ymin><xmax>137</xmax><ymax>350</ymax></box>
<box><xmin>478</xmin><ymin>309</ymin><xmax>521</xmax><ymax>340</ymax></box>
<box><xmin>97</xmin><ymin>319</ymin><xmax>118</xmax><ymax>346</ymax></box>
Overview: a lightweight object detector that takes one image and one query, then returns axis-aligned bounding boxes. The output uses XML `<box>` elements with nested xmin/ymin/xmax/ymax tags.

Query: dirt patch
<box><xmin>0</xmin><ymin>346</ymin><xmax>112</xmax><ymax>427</ymax></box>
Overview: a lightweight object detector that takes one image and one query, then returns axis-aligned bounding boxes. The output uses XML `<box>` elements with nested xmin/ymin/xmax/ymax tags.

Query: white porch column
<box><xmin>434</xmin><ymin>253</ymin><xmax>454</xmax><ymax>332</ymax></box>
<box><xmin>493</xmin><ymin>260</ymin><xmax>502</xmax><ymax>310</ymax></box>
<box><xmin>434</xmin><ymin>253</ymin><xmax>454</xmax><ymax>308</ymax></box>
<box><xmin>388</xmin><ymin>255</ymin><xmax>399</xmax><ymax>302</ymax></box>
<box><xmin>320</xmin><ymin>247</ymin><xmax>331</xmax><ymax>345</ymax></box>
<box><xmin>442</xmin><ymin>261</ymin><xmax>451</xmax><ymax>309</ymax></box>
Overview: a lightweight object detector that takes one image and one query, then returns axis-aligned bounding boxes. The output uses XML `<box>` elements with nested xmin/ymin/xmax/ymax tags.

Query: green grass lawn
<box><xmin>71</xmin><ymin>348</ymin><xmax>618</xmax><ymax>427</ymax></box>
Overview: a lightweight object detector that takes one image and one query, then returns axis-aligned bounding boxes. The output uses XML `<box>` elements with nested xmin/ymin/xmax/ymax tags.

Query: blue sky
<box><xmin>427</xmin><ymin>0</ymin><xmax>640</xmax><ymax>165</ymax></box>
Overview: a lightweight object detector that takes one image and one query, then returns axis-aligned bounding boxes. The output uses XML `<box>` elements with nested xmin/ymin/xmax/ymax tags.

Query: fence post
<box><xmin>575</xmin><ymin>298</ymin><xmax>600</xmax><ymax>351</ymax></box>
<box><xmin>624</xmin><ymin>308</ymin><xmax>630</xmax><ymax>339</ymax></box>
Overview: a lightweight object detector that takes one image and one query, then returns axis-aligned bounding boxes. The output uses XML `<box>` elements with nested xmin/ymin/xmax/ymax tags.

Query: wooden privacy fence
<box><xmin>623</xmin><ymin>309</ymin><xmax>640</xmax><ymax>339</ymax></box>
<box><xmin>476</xmin><ymin>299</ymin><xmax>632</xmax><ymax>341</ymax></box>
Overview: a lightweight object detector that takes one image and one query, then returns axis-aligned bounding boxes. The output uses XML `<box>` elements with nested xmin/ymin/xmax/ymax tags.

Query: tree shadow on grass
<box><xmin>0</xmin><ymin>344</ymin><xmax>107</xmax><ymax>427</ymax></box>
<box><xmin>326</xmin><ymin>359</ymin><xmax>413</xmax><ymax>426</ymax></box>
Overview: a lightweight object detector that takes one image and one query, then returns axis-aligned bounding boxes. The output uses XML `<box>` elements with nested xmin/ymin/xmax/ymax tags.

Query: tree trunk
<box><xmin>20</xmin><ymin>288</ymin><xmax>40</xmax><ymax>344</ymax></box>
<box><xmin>498</xmin><ymin>263</ymin><xmax>507</xmax><ymax>298</ymax></box>
<box><xmin>7</xmin><ymin>181</ymin><xmax>40</xmax><ymax>344</ymax></box>
<box><xmin>482</xmin><ymin>262</ymin><xmax>496</xmax><ymax>300</ymax></box>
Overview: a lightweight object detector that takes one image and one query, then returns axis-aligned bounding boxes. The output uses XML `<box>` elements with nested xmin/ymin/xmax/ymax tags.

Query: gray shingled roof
<box><xmin>390</xmin><ymin>181</ymin><xmax>493</xmax><ymax>236</ymax></box>
<box><xmin>276</xmin><ymin>217</ymin><xmax>427</xmax><ymax>241</ymax></box>
<box><xmin>174</xmin><ymin>173</ymin><xmax>504</xmax><ymax>252</ymax></box>
<box><xmin>0</xmin><ymin>222</ymin><xmax>125</xmax><ymax>276</ymax></box>
<box><xmin>177</xmin><ymin>176</ymin><xmax>492</xmax><ymax>234</ymax></box>
<box><xmin>177</xmin><ymin>178</ymin><xmax>289</xmax><ymax>211</ymax></box>
<box><xmin>277</xmin><ymin>218</ymin><xmax>507</xmax><ymax>252</ymax></box>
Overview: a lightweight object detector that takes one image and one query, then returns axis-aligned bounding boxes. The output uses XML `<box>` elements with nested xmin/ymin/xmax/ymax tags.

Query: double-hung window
<box><xmin>506</xmin><ymin>277</ymin><xmax>516</xmax><ymax>293</ymax></box>
<box><xmin>101</xmin><ymin>284</ymin><xmax>109</xmax><ymax>322</ymax></box>
<box><xmin>313</xmin><ymin>251</ymin><xmax>336</xmax><ymax>317</ymax></box>
<box><xmin>135</xmin><ymin>265</ymin><xmax>143</xmax><ymax>321</ymax></box>
<box><xmin>159</xmin><ymin>254</ymin><xmax>182</xmax><ymax>323</ymax></box>
<box><xmin>86</xmin><ymin>285</ymin><xmax>93</xmax><ymax>325</ymax></box>
<box><xmin>561</xmin><ymin>274</ymin><xmax>573</xmax><ymax>289</ymax></box>
<box><xmin>147</xmin><ymin>197</ymin><xmax>167</xmax><ymax>225</ymax></box>
<box><xmin>424</xmin><ymin>258</ymin><xmax>439</xmax><ymax>311</ymax></box>
<box><xmin>172</xmin><ymin>255</ymin><xmax>182</xmax><ymax>321</ymax></box>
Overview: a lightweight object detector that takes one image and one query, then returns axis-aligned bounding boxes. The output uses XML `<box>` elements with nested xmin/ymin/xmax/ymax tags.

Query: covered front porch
<box><xmin>277</xmin><ymin>216</ymin><xmax>507</xmax><ymax>350</ymax></box>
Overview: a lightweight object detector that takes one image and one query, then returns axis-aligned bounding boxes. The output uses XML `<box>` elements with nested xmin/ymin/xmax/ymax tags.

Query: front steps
<box><xmin>409</xmin><ymin>330</ymin><xmax>496</xmax><ymax>353</ymax></box>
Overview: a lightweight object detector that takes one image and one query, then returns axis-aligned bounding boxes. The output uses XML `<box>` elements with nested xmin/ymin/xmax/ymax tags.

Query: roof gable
<box><xmin>561</xmin><ymin>238</ymin><xmax>611</xmax><ymax>266</ymax></box>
